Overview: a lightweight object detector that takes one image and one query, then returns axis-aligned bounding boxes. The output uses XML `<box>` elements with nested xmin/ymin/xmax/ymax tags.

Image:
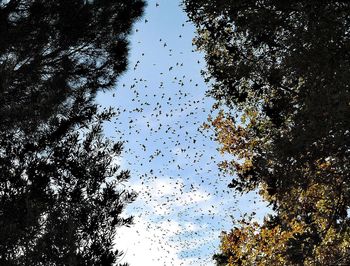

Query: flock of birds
<box><xmin>98</xmin><ymin>1</ymin><xmax>265</xmax><ymax>265</ymax></box>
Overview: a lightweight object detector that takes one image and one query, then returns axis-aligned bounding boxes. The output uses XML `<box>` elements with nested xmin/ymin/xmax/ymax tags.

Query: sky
<box><xmin>97</xmin><ymin>0</ymin><xmax>269</xmax><ymax>265</ymax></box>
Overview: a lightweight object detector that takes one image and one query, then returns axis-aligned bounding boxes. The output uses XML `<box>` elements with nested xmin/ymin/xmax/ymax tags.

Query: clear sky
<box><xmin>97</xmin><ymin>0</ymin><xmax>268</xmax><ymax>265</ymax></box>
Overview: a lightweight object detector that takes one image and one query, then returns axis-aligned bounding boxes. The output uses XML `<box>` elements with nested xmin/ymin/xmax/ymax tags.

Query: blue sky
<box><xmin>97</xmin><ymin>0</ymin><xmax>268</xmax><ymax>265</ymax></box>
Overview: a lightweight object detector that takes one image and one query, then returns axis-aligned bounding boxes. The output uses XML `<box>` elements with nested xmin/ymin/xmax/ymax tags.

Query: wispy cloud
<box><xmin>115</xmin><ymin>217</ymin><xmax>203</xmax><ymax>266</ymax></box>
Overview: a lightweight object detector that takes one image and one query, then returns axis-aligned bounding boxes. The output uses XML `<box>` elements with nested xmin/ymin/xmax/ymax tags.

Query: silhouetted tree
<box><xmin>0</xmin><ymin>0</ymin><xmax>144</xmax><ymax>265</ymax></box>
<box><xmin>0</xmin><ymin>0</ymin><xmax>144</xmax><ymax>130</ymax></box>
<box><xmin>185</xmin><ymin>1</ymin><xmax>350</xmax><ymax>264</ymax></box>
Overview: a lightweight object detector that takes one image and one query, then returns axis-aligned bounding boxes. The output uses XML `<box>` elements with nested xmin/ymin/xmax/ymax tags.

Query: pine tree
<box><xmin>0</xmin><ymin>0</ymin><xmax>145</xmax><ymax>265</ymax></box>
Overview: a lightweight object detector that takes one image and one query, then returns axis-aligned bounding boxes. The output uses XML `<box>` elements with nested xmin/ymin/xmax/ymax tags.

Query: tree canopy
<box><xmin>0</xmin><ymin>0</ymin><xmax>144</xmax><ymax>265</ymax></box>
<box><xmin>0</xmin><ymin>0</ymin><xmax>144</xmax><ymax>130</ymax></box>
<box><xmin>184</xmin><ymin>0</ymin><xmax>350</xmax><ymax>264</ymax></box>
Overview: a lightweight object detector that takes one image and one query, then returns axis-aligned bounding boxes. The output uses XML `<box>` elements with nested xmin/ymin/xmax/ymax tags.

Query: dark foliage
<box><xmin>185</xmin><ymin>0</ymin><xmax>350</xmax><ymax>264</ymax></box>
<box><xmin>0</xmin><ymin>0</ymin><xmax>144</xmax><ymax>130</ymax></box>
<box><xmin>0</xmin><ymin>0</ymin><xmax>144</xmax><ymax>265</ymax></box>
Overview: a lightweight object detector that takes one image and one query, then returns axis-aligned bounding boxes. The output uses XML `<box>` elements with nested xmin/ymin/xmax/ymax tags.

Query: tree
<box><xmin>0</xmin><ymin>0</ymin><xmax>144</xmax><ymax>130</ymax></box>
<box><xmin>184</xmin><ymin>1</ymin><xmax>350</xmax><ymax>264</ymax></box>
<box><xmin>0</xmin><ymin>0</ymin><xmax>144</xmax><ymax>265</ymax></box>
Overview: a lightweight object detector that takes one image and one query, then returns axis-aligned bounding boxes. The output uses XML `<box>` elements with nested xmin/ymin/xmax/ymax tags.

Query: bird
<box><xmin>104</xmin><ymin>9</ymin><xmax>257</xmax><ymax>266</ymax></box>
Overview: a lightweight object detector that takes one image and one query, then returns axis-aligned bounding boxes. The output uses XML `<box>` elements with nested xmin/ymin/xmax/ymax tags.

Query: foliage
<box><xmin>0</xmin><ymin>0</ymin><xmax>144</xmax><ymax>130</ymax></box>
<box><xmin>185</xmin><ymin>0</ymin><xmax>350</xmax><ymax>264</ymax></box>
<box><xmin>0</xmin><ymin>104</ymin><xmax>135</xmax><ymax>265</ymax></box>
<box><xmin>0</xmin><ymin>0</ymin><xmax>144</xmax><ymax>265</ymax></box>
<box><xmin>219</xmin><ymin>218</ymin><xmax>305</xmax><ymax>265</ymax></box>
